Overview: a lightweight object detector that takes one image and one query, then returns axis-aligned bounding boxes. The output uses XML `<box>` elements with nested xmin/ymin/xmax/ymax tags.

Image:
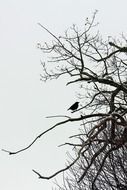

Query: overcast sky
<box><xmin>0</xmin><ymin>0</ymin><xmax>127</xmax><ymax>190</ymax></box>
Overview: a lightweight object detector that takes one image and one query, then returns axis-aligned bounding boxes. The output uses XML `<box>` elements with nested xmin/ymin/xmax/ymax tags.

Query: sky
<box><xmin>0</xmin><ymin>0</ymin><xmax>127</xmax><ymax>189</ymax></box>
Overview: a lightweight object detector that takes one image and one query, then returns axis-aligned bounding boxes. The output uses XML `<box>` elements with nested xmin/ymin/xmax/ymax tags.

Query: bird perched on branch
<box><xmin>68</xmin><ymin>102</ymin><xmax>79</xmax><ymax>111</ymax></box>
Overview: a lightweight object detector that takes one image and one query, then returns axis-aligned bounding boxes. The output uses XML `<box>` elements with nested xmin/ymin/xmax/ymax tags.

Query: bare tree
<box><xmin>3</xmin><ymin>11</ymin><xmax>127</xmax><ymax>189</ymax></box>
<box><xmin>53</xmin><ymin>126</ymin><xmax>127</xmax><ymax>190</ymax></box>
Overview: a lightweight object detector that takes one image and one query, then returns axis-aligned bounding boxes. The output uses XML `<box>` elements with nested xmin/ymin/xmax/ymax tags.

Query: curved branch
<box><xmin>32</xmin><ymin>146</ymin><xmax>83</xmax><ymax>180</ymax></box>
<box><xmin>2</xmin><ymin>113</ymin><xmax>109</xmax><ymax>155</ymax></box>
<box><xmin>2</xmin><ymin>119</ymin><xmax>70</xmax><ymax>155</ymax></box>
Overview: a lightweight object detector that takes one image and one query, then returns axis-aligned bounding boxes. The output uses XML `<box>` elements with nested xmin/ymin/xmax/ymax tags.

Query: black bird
<box><xmin>68</xmin><ymin>102</ymin><xmax>79</xmax><ymax>111</ymax></box>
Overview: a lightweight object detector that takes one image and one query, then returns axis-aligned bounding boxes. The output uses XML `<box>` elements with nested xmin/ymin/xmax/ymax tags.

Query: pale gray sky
<box><xmin>0</xmin><ymin>0</ymin><xmax>127</xmax><ymax>189</ymax></box>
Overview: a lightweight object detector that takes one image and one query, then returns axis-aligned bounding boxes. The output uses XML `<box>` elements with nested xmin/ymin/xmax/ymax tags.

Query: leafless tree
<box><xmin>53</xmin><ymin>126</ymin><xmax>127</xmax><ymax>190</ymax></box>
<box><xmin>3</xmin><ymin>11</ymin><xmax>127</xmax><ymax>189</ymax></box>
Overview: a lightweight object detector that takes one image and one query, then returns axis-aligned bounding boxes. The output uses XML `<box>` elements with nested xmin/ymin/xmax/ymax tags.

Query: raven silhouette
<box><xmin>68</xmin><ymin>102</ymin><xmax>79</xmax><ymax>111</ymax></box>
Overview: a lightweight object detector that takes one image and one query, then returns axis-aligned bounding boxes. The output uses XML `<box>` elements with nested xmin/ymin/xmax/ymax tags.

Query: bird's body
<box><xmin>68</xmin><ymin>102</ymin><xmax>79</xmax><ymax>111</ymax></box>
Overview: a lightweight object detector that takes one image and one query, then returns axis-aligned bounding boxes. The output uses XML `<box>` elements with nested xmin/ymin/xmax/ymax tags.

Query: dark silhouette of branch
<box><xmin>32</xmin><ymin>146</ymin><xmax>83</xmax><ymax>180</ymax></box>
<box><xmin>3</xmin><ymin>12</ymin><xmax>127</xmax><ymax>189</ymax></box>
<box><xmin>2</xmin><ymin>113</ymin><xmax>109</xmax><ymax>155</ymax></box>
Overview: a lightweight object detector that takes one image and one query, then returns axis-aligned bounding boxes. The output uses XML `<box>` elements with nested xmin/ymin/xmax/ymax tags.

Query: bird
<box><xmin>68</xmin><ymin>102</ymin><xmax>79</xmax><ymax>111</ymax></box>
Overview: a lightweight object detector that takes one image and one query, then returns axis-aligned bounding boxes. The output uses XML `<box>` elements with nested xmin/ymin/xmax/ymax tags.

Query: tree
<box><xmin>3</xmin><ymin>11</ymin><xmax>127</xmax><ymax>189</ymax></box>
